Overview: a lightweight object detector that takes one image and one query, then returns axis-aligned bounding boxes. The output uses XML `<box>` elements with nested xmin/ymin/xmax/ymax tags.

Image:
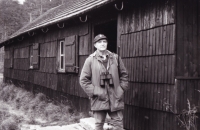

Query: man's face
<box><xmin>94</xmin><ymin>39</ymin><xmax>108</xmax><ymax>51</ymax></box>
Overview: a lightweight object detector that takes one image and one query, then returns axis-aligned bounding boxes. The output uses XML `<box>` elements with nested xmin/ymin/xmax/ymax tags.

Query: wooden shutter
<box><xmin>65</xmin><ymin>35</ymin><xmax>78</xmax><ymax>73</ymax></box>
<box><xmin>33</xmin><ymin>43</ymin><xmax>40</xmax><ymax>69</ymax></box>
<box><xmin>10</xmin><ymin>47</ymin><xmax>14</xmax><ymax>68</ymax></box>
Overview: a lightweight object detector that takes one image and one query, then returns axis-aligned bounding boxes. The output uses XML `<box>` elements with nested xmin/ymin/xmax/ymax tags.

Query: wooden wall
<box><xmin>124</xmin><ymin>105</ymin><xmax>200</xmax><ymax>130</ymax></box>
<box><xmin>176</xmin><ymin>0</ymin><xmax>199</xmax><ymax>77</ymax></box>
<box><xmin>0</xmin><ymin>47</ymin><xmax>4</xmax><ymax>63</ymax></box>
<box><xmin>175</xmin><ymin>0</ymin><xmax>200</xmax><ymax>128</ymax></box>
<box><xmin>175</xmin><ymin>79</ymin><xmax>200</xmax><ymax>113</ymax></box>
<box><xmin>117</xmin><ymin>0</ymin><xmax>180</xmax><ymax>129</ymax></box>
<box><xmin>4</xmin><ymin>22</ymin><xmax>91</xmax><ymax>113</ymax></box>
<box><xmin>118</xmin><ymin>0</ymin><xmax>200</xmax><ymax>129</ymax></box>
<box><xmin>124</xmin><ymin>105</ymin><xmax>180</xmax><ymax>130</ymax></box>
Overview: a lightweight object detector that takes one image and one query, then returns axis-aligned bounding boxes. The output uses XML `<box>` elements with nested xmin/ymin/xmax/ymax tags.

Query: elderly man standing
<box><xmin>79</xmin><ymin>34</ymin><xmax>129</xmax><ymax>130</ymax></box>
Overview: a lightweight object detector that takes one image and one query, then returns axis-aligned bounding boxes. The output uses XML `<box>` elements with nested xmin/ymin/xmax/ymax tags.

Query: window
<box><xmin>57</xmin><ymin>35</ymin><xmax>79</xmax><ymax>73</ymax></box>
<box><xmin>10</xmin><ymin>47</ymin><xmax>14</xmax><ymax>68</ymax></box>
<box><xmin>29</xmin><ymin>45</ymin><xmax>33</xmax><ymax>69</ymax></box>
<box><xmin>58</xmin><ymin>40</ymin><xmax>65</xmax><ymax>72</ymax></box>
<box><xmin>29</xmin><ymin>43</ymin><xmax>40</xmax><ymax>69</ymax></box>
<box><xmin>4</xmin><ymin>47</ymin><xmax>14</xmax><ymax>68</ymax></box>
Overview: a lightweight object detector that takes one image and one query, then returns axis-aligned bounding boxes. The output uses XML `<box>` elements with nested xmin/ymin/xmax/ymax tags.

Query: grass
<box><xmin>0</xmin><ymin>82</ymin><xmax>83</xmax><ymax>130</ymax></box>
<box><xmin>163</xmin><ymin>99</ymin><xmax>198</xmax><ymax>130</ymax></box>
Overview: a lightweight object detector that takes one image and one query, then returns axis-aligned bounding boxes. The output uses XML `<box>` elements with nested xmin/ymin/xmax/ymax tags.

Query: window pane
<box><xmin>30</xmin><ymin>56</ymin><xmax>33</xmax><ymax>67</ymax></box>
<box><xmin>61</xmin><ymin>56</ymin><xmax>63</xmax><ymax>69</ymax></box>
<box><xmin>58</xmin><ymin>40</ymin><xmax>65</xmax><ymax>71</ymax></box>
<box><xmin>30</xmin><ymin>46</ymin><xmax>33</xmax><ymax>68</ymax></box>
<box><xmin>60</xmin><ymin>41</ymin><xmax>64</xmax><ymax>54</ymax></box>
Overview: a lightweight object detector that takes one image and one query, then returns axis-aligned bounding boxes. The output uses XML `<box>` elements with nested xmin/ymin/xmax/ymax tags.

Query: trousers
<box><xmin>93</xmin><ymin>110</ymin><xmax>123</xmax><ymax>130</ymax></box>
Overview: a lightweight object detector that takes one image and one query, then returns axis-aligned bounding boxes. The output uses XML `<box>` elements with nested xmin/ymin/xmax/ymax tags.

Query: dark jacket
<box><xmin>79</xmin><ymin>50</ymin><xmax>128</xmax><ymax>112</ymax></box>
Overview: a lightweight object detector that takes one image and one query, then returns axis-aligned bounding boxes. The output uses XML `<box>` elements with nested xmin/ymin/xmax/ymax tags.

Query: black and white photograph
<box><xmin>0</xmin><ymin>0</ymin><xmax>200</xmax><ymax>129</ymax></box>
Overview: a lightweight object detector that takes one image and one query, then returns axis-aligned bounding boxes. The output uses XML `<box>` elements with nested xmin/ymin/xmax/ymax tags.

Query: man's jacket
<box><xmin>79</xmin><ymin>50</ymin><xmax>128</xmax><ymax>112</ymax></box>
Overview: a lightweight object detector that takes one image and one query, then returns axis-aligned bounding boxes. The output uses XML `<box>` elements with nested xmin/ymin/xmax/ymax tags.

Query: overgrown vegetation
<box><xmin>0</xmin><ymin>82</ymin><xmax>83</xmax><ymax>130</ymax></box>
<box><xmin>164</xmin><ymin>99</ymin><xmax>198</xmax><ymax>130</ymax></box>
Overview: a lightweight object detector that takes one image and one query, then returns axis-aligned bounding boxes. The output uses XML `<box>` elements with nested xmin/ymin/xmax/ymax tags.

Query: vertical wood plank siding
<box><xmin>120</xmin><ymin>25</ymin><xmax>175</xmax><ymax>58</ymax></box>
<box><xmin>118</xmin><ymin>0</ymin><xmax>175</xmax><ymax>34</ymax></box>
<box><xmin>39</xmin><ymin>58</ymin><xmax>57</xmax><ymax>74</ymax></box>
<box><xmin>176</xmin><ymin>79</ymin><xmax>200</xmax><ymax>113</ymax></box>
<box><xmin>79</xmin><ymin>34</ymin><xmax>91</xmax><ymax>55</ymax></box>
<box><xmin>3</xmin><ymin>23</ymin><xmax>90</xmax><ymax>98</ymax></box>
<box><xmin>40</xmin><ymin>41</ymin><xmax>57</xmax><ymax>58</ymax></box>
<box><xmin>123</xmin><ymin>55</ymin><xmax>175</xmax><ymax>84</ymax></box>
<box><xmin>14</xmin><ymin>59</ymin><xmax>30</xmax><ymax>70</ymax></box>
<box><xmin>117</xmin><ymin>0</ymin><xmax>180</xmax><ymax>129</ymax></box>
<box><xmin>124</xmin><ymin>105</ymin><xmax>179</xmax><ymax>130</ymax></box>
<box><xmin>118</xmin><ymin>0</ymin><xmax>200</xmax><ymax>129</ymax></box>
<box><xmin>14</xmin><ymin>47</ymin><xmax>29</xmax><ymax>58</ymax></box>
<box><xmin>177</xmin><ymin>0</ymin><xmax>199</xmax><ymax>77</ymax></box>
<box><xmin>124</xmin><ymin>82</ymin><xmax>177</xmax><ymax>112</ymax></box>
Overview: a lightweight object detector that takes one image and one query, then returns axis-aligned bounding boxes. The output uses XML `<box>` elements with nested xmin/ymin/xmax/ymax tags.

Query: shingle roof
<box><xmin>1</xmin><ymin>0</ymin><xmax>116</xmax><ymax>44</ymax></box>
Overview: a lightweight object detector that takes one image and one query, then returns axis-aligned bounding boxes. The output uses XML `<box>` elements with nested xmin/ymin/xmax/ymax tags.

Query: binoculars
<box><xmin>100</xmin><ymin>72</ymin><xmax>113</xmax><ymax>87</ymax></box>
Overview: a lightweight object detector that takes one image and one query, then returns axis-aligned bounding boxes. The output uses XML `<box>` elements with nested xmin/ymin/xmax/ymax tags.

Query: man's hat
<box><xmin>93</xmin><ymin>34</ymin><xmax>107</xmax><ymax>43</ymax></box>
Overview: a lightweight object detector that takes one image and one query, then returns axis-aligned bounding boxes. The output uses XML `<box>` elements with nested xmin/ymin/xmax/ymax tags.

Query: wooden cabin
<box><xmin>0</xmin><ymin>0</ymin><xmax>200</xmax><ymax>129</ymax></box>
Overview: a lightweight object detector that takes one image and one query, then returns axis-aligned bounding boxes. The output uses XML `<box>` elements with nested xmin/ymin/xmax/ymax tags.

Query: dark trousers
<box><xmin>93</xmin><ymin>110</ymin><xmax>124</xmax><ymax>130</ymax></box>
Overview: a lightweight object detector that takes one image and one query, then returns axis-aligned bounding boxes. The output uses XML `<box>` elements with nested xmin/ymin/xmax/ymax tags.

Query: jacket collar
<box><xmin>90</xmin><ymin>50</ymin><xmax>115</xmax><ymax>67</ymax></box>
<box><xmin>90</xmin><ymin>50</ymin><xmax>114</xmax><ymax>58</ymax></box>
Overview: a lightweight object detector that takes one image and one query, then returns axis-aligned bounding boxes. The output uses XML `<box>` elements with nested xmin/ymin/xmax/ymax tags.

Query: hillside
<box><xmin>0</xmin><ymin>83</ymin><xmax>83</xmax><ymax>130</ymax></box>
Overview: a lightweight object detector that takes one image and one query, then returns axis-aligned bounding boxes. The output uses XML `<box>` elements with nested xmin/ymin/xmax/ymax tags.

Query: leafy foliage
<box><xmin>0</xmin><ymin>0</ymin><xmax>28</xmax><ymax>38</ymax></box>
<box><xmin>0</xmin><ymin>0</ymin><xmax>70</xmax><ymax>40</ymax></box>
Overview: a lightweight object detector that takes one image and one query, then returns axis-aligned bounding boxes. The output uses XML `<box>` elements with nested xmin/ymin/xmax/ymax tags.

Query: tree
<box><xmin>0</xmin><ymin>0</ymin><xmax>69</xmax><ymax>40</ymax></box>
<box><xmin>23</xmin><ymin>0</ymin><xmax>63</xmax><ymax>22</ymax></box>
<box><xmin>0</xmin><ymin>0</ymin><xmax>28</xmax><ymax>39</ymax></box>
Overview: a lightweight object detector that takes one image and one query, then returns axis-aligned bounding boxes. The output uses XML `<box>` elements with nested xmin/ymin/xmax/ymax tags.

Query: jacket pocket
<box><xmin>115</xmin><ymin>85</ymin><xmax>124</xmax><ymax>99</ymax></box>
<box><xmin>93</xmin><ymin>86</ymin><xmax>107</xmax><ymax>101</ymax></box>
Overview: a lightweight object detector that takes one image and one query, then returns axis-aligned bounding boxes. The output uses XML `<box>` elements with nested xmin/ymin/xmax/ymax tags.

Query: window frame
<box><xmin>57</xmin><ymin>35</ymin><xmax>79</xmax><ymax>73</ymax></box>
<box><xmin>29</xmin><ymin>45</ymin><xmax>33</xmax><ymax>69</ymax></box>
<box><xmin>58</xmin><ymin>40</ymin><xmax>65</xmax><ymax>72</ymax></box>
<box><xmin>29</xmin><ymin>43</ymin><xmax>40</xmax><ymax>70</ymax></box>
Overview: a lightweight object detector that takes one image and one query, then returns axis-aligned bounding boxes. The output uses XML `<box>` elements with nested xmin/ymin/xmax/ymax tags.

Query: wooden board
<box><xmin>126</xmin><ymin>55</ymin><xmax>175</xmax><ymax>84</ymax></box>
<box><xmin>176</xmin><ymin>79</ymin><xmax>200</xmax><ymax>113</ymax></box>
<box><xmin>14</xmin><ymin>59</ymin><xmax>29</xmax><ymax>70</ymax></box>
<box><xmin>176</xmin><ymin>0</ymin><xmax>199</xmax><ymax>77</ymax></box>
<box><xmin>121</xmin><ymin>24</ymin><xmax>175</xmax><ymax>58</ymax></box>
<box><xmin>118</xmin><ymin>0</ymin><xmax>175</xmax><ymax>35</ymax></box>
<box><xmin>79</xmin><ymin>34</ymin><xmax>90</xmax><ymax>55</ymax></box>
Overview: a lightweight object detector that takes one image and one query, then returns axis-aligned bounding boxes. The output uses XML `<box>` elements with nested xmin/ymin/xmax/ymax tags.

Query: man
<box><xmin>79</xmin><ymin>34</ymin><xmax>128</xmax><ymax>130</ymax></box>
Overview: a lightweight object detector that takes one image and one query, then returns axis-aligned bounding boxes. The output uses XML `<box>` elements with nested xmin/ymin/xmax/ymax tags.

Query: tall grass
<box><xmin>164</xmin><ymin>99</ymin><xmax>198</xmax><ymax>130</ymax></box>
<box><xmin>0</xmin><ymin>82</ymin><xmax>83</xmax><ymax>130</ymax></box>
